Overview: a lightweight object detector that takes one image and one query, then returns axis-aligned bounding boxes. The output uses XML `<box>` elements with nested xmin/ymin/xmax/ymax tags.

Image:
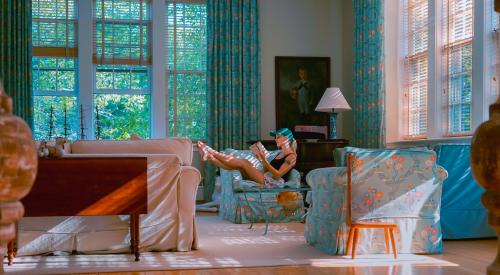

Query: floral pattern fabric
<box><xmin>0</xmin><ymin>0</ymin><xmax>32</xmax><ymax>126</ymax></box>
<box><xmin>205</xmin><ymin>0</ymin><xmax>260</xmax><ymax>200</ymax></box>
<box><xmin>218</xmin><ymin>149</ymin><xmax>305</xmax><ymax>224</ymax></box>
<box><xmin>305</xmin><ymin>148</ymin><xmax>448</xmax><ymax>254</ymax></box>
<box><xmin>352</xmin><ymin>0</ymin><xmax>385</xmax><ymax>148</ymax></box>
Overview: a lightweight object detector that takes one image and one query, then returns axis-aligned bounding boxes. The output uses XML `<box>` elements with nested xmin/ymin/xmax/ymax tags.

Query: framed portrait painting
<box><xmin>275</xmin><ymin>56</ymin><xmax>330</xmax><ymax>135</ymax></box>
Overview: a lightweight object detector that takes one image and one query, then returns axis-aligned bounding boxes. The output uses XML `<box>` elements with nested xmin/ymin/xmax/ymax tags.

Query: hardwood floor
<box><xmin>69</xmin><ymin>239</ymin><xmax>496</xmax><ymax>275</ymax></box>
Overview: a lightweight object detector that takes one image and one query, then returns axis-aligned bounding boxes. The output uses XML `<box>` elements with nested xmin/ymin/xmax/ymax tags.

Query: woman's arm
<box><xmin>257</xmin><ymin>151</ymin><xmax>297</xmax><ymax>179</ymax></box>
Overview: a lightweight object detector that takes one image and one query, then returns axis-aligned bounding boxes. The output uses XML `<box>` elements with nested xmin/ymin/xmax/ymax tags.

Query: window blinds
<box><xmin>93</xmin><ymin>0</ymin><xmax>151</xmax><ymax>65</ymax></box>
<box><xmin>443</xmin><ymin>0</ymin><xmax>474</xmax><ymax>136</ymax></box>
<box><xmin>166</xmin><ymin>0</ymin><xmax>207</xmax><ymax>139</ymax></box>
<box><xmin>493</xmin><ymin>12</ymin><xmax>500</xmax><ymax>99</ymax></box>
<box><xmin>32</xmin><ymin>0</ymin><xmax>77</xmax><ymax>57</ymax></box>
<box><xmin>403</xmin><ymin>0</ymin><xmax>429</xmax><ymax>139</ymax></box>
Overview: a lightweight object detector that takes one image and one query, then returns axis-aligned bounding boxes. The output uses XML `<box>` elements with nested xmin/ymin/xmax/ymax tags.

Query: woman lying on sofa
<box><xmin>197</xmin><ymin>128</ymin><xmax>297</xmax><ymax>188</ymax></box>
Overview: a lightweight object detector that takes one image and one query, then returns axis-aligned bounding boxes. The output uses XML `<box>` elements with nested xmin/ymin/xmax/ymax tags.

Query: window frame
<box><xmin>32</xmin><ymin>0</ymin><xmax>80</xmax><ymax>140</ymax></box>
<box><xmin>165</xmin><ymin>0</ymin><xmax>207</xmax><ymax>139</ymax></box>
<box><xmin>385</xmin><ymin>0</ymin><xmax>497</xmax><ymax>145</ymax></box>
<box><xmin>68</xmin><ymin>0</ymin><xmax>207</xmax><ymax>140</ymax></box>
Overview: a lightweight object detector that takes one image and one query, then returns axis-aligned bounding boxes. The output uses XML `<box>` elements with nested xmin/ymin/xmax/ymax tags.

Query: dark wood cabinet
<box><xmin>249</xmin><ymin>139</ymin><xmax>349</xmax><ymax>178</ymax></box>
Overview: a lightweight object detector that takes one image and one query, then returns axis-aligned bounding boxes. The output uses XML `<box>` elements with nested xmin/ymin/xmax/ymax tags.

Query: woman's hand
<box><xmin>256</xmin><ymin>150</ymin><xmax>267</xmax><ymax>163</ymax></box>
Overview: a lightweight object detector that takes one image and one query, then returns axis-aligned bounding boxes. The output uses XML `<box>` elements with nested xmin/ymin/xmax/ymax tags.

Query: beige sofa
<box><xmin>18</xmin><ymin>138</ymin><xmax>200</xmax><ymax>255</ymax></box>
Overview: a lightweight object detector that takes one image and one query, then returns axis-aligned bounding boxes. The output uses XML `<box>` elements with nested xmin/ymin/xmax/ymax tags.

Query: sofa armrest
<box><xmin>436</xmin><ymin>165</ymin><xmax>448</xmax><ymax>183</ymax></box>
<box><xmin>177</xmin><ymin>166</ymin><xmax>201</xmax><ymax>251</ymax></box>
<box><xmin>285</xmin><ymin>169</ymin><xmax>301</xmax><ymax>188</ymax></box>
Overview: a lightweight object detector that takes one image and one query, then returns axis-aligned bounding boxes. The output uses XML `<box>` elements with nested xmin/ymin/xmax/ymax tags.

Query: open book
<box><xmin>249</xmin><ymin>141</ymin><xmax>270</xmax><ymax>159</ymax></box>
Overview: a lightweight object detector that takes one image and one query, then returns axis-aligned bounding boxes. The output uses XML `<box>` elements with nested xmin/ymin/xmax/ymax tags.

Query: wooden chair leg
<box><xmin>346</xmin><ymin>228</ymin><xmax>354</xmax><ymax>256</ymax></box>
<box><xmin>352</xmin><ymin>228</ymin><xmax>360</xmax><ymax>259</ymax></box>
<box><xmin>389</xmin><ymin>228</ymin><xmax>397</xmax><ymax>259</ymax></box>
<box><xmin>384</xmin><ymin>228</ymin><xmax>390</xmax><ymax>255</ymax></box>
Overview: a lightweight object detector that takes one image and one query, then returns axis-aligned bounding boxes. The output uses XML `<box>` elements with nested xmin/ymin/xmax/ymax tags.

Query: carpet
<box><xmin>4</xmin><ymin>215</ymin><xmax>456</xmax><ymax>274</ymax></box>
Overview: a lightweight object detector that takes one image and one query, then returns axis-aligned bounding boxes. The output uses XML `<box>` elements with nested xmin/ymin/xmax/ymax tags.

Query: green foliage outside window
<box><xmin>33</xmin><ymin>57</ymin><xmax>79</xmax><ymax>140</ymax></box>
<box><xmin>94</xmin><ymin>94</ymin><xmax>150</xmax><ymax>140</ymax></box>
<box><xmin>96</xmin><ymin>65</ymin><xmax>149</xmax><ymax>90</ymax></box>
<box><xmin>33</xmin><ymin>96</ymin><xmax>79</xmax><ymax>140</ymax></box>
<box><xmin>167</xmin><ymin>2</ymin><xmax>207</xmax><ymax>140</ymax></box>
<box><xmin>94</xmin><ymin>64</ymin><xmax>151</xmax><ymax>140</ymax></box>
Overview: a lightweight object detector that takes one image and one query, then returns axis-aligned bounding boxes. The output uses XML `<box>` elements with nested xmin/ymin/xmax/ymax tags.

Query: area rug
<box><xmin>4</xmin><ymin>215</ymin><xmax>456</xmax><ymax>274</ymax></box>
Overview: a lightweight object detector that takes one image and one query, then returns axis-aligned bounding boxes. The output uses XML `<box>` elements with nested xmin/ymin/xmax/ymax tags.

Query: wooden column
<box><xmin>0</xmin><ymin>81</ymin><xmax>38</xmax><ymax>270</ymax></box>
<box><xmin>470</xmin><ymin>4</ymin><xmax>500</xmax><ymax>274</ymax></box>
<box><xmin>470</xmin><ymin>1</ymin><xmax>500</xmax><ymax>266</ymax></box>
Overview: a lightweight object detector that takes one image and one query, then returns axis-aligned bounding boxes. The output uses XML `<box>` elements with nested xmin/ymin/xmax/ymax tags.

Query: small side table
<box><xmin>237</xmin><ymin>186</ymin><xmax>311</xmax><ymax>235</ymax></box>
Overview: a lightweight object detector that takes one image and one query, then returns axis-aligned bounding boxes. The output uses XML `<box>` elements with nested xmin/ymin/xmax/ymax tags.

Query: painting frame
<box><xmin>275</xmin><ymin>56</ymin><xmax>331</xmax><ymax>137</ymax></box>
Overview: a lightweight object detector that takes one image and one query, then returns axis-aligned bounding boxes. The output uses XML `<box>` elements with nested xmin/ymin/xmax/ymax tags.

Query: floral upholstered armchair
<box><xmin>218</xmin><ymin>149</ymin><xmax>305</xmax><ymax>224</ymax></box>
<box><xmin>305</xmin><ymin>147</ymin><xmax>448</xmax><ymax>255</ymax></box>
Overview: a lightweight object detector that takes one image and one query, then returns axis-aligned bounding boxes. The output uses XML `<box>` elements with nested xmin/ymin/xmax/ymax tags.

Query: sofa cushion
<box><xmin>70</xmin><ymin>138</ymin><xmax>193</xmax><ymax>165</ymax></box>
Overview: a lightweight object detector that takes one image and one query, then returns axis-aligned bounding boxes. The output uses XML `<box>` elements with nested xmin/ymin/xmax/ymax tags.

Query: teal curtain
<box><xmin>352</xmin><ymin>0</ymin><xmax>385</xmax><ymax>148</ymax></box>
<box><xmin>206</xmin><ymin>0</ymin><xmax>260</xmax><ymax>200</ymax></box>
<box><xmin>0</xmin><ymin>0</ymin><xmax>32</xmax><ymax>126</ymax></box>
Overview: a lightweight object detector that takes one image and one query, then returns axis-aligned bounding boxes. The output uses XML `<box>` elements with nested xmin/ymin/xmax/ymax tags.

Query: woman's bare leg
<box><xmin>212</xmin><ymin>154</ymin><xmax>265</xmax><ymax>185</ymax></box>
<box><xmin>198</xmin><ymin>141</ymin><xmax>265</xmax><ymax>185</ymax></box>
<box><xmin>206</xmin><ymin>153</ymin><xmax>233</xmax><ymax>170</ymax></box>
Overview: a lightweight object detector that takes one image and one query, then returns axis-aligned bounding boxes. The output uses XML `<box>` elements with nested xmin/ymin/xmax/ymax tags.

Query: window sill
<box><xmin>386</xmin><ymin>136</ymin><xmax>472</xmax><ymax>148</ymax></box>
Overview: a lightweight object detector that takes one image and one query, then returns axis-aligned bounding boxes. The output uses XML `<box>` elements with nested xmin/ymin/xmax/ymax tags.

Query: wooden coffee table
<box><xmin>7</xmin><ymin>156</ymin><xmax>148</xmax><ymax>265</ymax></box>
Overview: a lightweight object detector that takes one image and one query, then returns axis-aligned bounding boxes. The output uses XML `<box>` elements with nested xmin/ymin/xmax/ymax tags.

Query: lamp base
<box><xmin>329</xmin><ymin>113</ymin><xmax>337</xmax><ymax>139</ymax></box>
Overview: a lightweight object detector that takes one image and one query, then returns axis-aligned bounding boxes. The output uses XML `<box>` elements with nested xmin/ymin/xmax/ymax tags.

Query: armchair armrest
<box><xmin>305</xmin><ymin>167</ymin><xmax>347</xmax><ymax>219</ymax></box>
<box><xmin>284</xmin><ymin>169</ymin><xmax>301</xmax><ymax>188</ymax></box>
<box><xmin>224</xmin><ymin>167</ymin><xmax>302</xmax><ymax>192</ymax></box>
<box><xmin>436</xmin><ymin>165</ymin><xmax>448</xmax><ymax>183</ymax></box>
<box><xmin>306</xmin><ymin>167</ymin><xmax>347</xmax><ymax>190</ymax></box>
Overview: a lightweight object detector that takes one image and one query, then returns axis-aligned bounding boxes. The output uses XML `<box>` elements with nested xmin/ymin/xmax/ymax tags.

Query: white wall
<box><xmin>260</xmin><ymin>0</ymin><xmax>350</xmax><ymax>140</ymax></box>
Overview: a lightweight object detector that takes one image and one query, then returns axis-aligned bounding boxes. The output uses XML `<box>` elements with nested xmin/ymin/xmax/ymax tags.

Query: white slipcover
<box><xmin>18</xmin><ymin>138</ymin><xmax>200</xmax><ymax>255</ymax></box>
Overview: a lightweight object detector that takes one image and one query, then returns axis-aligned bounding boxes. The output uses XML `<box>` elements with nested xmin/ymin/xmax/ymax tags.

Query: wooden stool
<box><xmin>346</xmin><ymin>153</ymin><xmax>398</xmax><ymax>259</ymax></box>
<box><xmin>346</xmin><ymin>222</ymin><xmax>398</xmax><ymax>259</ymax></box>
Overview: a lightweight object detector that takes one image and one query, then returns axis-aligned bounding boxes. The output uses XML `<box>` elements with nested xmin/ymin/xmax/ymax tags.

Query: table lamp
<box><xmin>315</xmin><ymin>87</ymin><xmax>351</xmax><ymax>139</ymax></box>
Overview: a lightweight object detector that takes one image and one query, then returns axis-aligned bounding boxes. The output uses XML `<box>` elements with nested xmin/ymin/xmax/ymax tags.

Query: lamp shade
<box><xmin>315</xmin><ymin>87</ymin><xmax>351</xmax><ymax>112</ymax></box>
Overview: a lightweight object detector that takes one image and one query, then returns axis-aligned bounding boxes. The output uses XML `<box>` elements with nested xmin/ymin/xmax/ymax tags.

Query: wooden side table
<box><xmin>249</xmin><ymin>139</ymin><xmax>349</xmax><ymax>178</ymax></box>
<box><xmin>7</xmin><ymin>157</ymin><xmax>148</xmax><ymax>265</ymax></box>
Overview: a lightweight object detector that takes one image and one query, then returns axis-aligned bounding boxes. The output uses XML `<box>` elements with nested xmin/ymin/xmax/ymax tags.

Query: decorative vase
<box><xmin>470</xmin><ymin>94</ymin><xmax>500</xmax><ymax>275</ymax></box>
<box><xmin>0</xmin><ymin>81</ymin><xmax>38</xmax><ymax>269</ymax></box>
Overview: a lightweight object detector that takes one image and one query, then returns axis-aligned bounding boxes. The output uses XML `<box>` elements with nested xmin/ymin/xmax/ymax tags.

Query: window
<box><xmin>390</xmin><ymin>0</ymin><xmax>495</xmax><ymax>143</ymax></box>
<box><xmin>31</xmin><ymin>0</ymin><xmax>208</xmax><ymax>141</ymax></box>
<box><xmin>443</xmin><ymin>0</ymin><xmax>474</xmax><ymax>136</ymax></box>
<box><xmin>166</xmin><ymin>0</ymin><xmax>207</xmax><ymax>140</ymax></box>
<box><xmin>493</xmin><ymin>9</ymin><xmax>500</xmax><ymax>100</ymax></box>
<box><xmin>403</xmin><ymin>0</ymin><xmax>429</xmax><ymax>139</ymax></box>
<box><xmin>93</xmin><ymin>0</ymin><xmax>151</xmax><ymax>139</ymax></box>
<box><xmin>32</xmin><ymin>0</ymin><xmax>79</xmax><ymax>140</ymax></box>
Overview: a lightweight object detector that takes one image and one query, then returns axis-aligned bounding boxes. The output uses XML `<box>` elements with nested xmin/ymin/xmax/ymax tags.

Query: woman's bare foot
<box><xmin>197</xmin><ymin>141</ymin><xmax>216</xmax><ymax>161</ymax></box>
<box><xmin>196</xmin><ymin>141</ymin><xmax>208</xmax><ymax>161</ymax></box>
